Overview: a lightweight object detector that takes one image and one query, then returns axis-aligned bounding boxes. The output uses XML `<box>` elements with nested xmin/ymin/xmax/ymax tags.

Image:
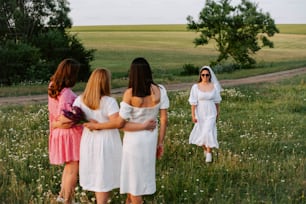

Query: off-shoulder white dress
<box><xmin>119</xmin><ymin>85</ymin><xmax>169</xmax><ymax>196</ymax></box>
<box><xmin>188</xmin><ymin>84</ymin><xmax>221</xmax><ymax>148</ymax></box>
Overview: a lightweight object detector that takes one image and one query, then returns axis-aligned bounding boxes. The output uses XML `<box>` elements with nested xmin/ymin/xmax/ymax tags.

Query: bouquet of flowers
<box><xmin>62</xmin><ymin>106</ymin><xmax>87</xmax><ymax>125</ymax></box>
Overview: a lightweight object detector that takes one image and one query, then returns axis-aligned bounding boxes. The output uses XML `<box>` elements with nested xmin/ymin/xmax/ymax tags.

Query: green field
<box><xmin>0</xmin><ymin>74</ymin><xmax>305</xmax><ymax>203</ymax></box>
<box><xmin>68</xmin><ymin>24</ymin><xmax>306</xmax><ymax>73</ymax></box>
<box><xmin>1</xmin><ymin>24</ymin><xmax>306</xmax><ymax>97</ymax></box>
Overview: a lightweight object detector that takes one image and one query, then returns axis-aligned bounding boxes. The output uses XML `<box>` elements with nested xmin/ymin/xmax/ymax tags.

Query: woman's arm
<box><xmin>191</xmin><ymin>105</ymin><xmax>197</xmax><ymax>123</ymax></box>
<box><xmin>215</xmin><ymin>103</ymin><xmax>220</xmax><ymax>120</ymax></box>
<box><xmin>52</xmin><ymin>114</ymin><xmax>74</xmax><ymax>129</ymax></box>
<box><xmin>156</xmin><ymin>109</ymin><xmax>168</xmax><ymax>159</ymax></box>
<box><xmin>83</xmin><ymin>112</ymin><xmax>125</xmax><ymax>130</ymax></box>
<box><xmin>122</xmin><ymin>119</ymin><xmax>157</xmax><ymax>131</ymax></box>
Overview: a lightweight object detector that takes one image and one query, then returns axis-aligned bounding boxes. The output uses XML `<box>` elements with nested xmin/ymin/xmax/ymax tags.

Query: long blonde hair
<box><xmin>82</xmin><ymin>68</ymin><xmax>111</xmax><ymax>109</ymax></box>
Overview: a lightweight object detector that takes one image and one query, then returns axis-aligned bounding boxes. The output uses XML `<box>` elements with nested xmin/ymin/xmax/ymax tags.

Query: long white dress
<box><xmin>188</xmin><ymin>84</ymin><xmax>221</xmax><ymax>148</ymax></box>
<box><xmin>119</xmin><ymin>85</ymin><xmax>169</xmax><ymax>196</ymax></box>
<box><xmin>73</xmin><ymin>96</ymin><xmax>122</xmax><ymax>192</ymax></box>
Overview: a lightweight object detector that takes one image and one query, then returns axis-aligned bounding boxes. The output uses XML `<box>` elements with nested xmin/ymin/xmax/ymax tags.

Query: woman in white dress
<box><xmin>89</xmin><ymin>58</ymin><xmax>168</xmax><ymax>203</ymax></box>
<box><xmin>119</xmin><ymin>57</ymin><xmax>169</xmax><ymax>204</ymax></box>
<box><xmin>73</xmin><ymin>68</ymin><xmax>123</xmax><ymax>204</ymax></box>
<box><xmin>188</xmin><ymin>66</ymin><xmax>222</xmax><ymax>163</ymax></box>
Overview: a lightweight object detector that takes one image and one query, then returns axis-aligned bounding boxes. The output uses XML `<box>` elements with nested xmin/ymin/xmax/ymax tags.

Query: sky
<box><xmin>68</xmin><ymin>0</ymin><xmax>306</xmax><ymax>26</ymax></box>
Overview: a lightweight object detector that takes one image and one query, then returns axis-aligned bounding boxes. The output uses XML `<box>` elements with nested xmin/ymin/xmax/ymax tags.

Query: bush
<box><xmin>31</xmin><ymin>30</ymin><xmax>94</xmax><ymax>81</ymax></box>
<box><xmin>180</xmin><ymin>64</ymin><xmax>199</xmax><ymax>75</ymax></box>
<box><xmin>212</xmin><ymin>64</ymin><xmax>242</xmax><ymax>74</ymax></box>
<box><xmin>0</xmin><ymin>41</ymin><xmax>41</xmax><ymax>85</ymax></box>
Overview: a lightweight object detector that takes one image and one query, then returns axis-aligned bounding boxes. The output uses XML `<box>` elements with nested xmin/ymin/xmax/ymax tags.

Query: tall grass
<box><xmin>1</xmin><ymin>74</ymin><xmax>305</xmax><ymax>203</ymax></box>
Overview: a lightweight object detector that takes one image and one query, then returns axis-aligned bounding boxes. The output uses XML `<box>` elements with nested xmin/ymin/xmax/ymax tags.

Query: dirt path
<box><xmin>1</xmin><ymin>67</ymin><xmax>305</xmax><ymax>106</ymax></box>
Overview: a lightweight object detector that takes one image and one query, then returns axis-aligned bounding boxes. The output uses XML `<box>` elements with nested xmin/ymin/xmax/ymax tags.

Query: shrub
<box><xmin>180</xmin><ymin>64</ymin><xmax>199</xmax><ymax>75</ymax></box>
<box><xmin>0</xmin><ymin>41</ymin><xmax>41</xmax><ymax>85</ymax></box>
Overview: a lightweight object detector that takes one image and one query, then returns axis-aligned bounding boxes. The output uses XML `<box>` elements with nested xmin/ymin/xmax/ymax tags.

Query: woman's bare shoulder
<box><xmin>122</xmin><ymin>88</ymin><xmax>132</xmax><ymax>103</ymax></box>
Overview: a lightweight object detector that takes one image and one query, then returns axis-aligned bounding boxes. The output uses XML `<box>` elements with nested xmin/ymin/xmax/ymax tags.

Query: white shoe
<box><xmin>205</xmin><ymin>152</ymin><xmax>212</xmax><ymax>163</ymax></box>
<box><xmin>56</xmin><ymin>196</ymin><xmax>65</xmax><ymax>203</ymax></box>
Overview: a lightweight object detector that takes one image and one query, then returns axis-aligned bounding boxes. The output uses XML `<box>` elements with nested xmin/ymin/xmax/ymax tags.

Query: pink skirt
<box><xmin>49</xmin><ymin>126</ymin><xmax>83</xmax><ymax>165</ymax></box>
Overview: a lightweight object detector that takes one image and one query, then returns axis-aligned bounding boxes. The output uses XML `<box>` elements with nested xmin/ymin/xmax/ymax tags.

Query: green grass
<box><xmin>1</xmin><ymin>24</ymin><xmax>306</xmax><ymax>97</ymax></box>
<box><xmin>72</xmin><ymin>26</ymin><xmax>306</xmax><ymax>72</ymax></box>
<box><xmin>277</xmin><ymin>24</ymin><xmax>306</xmax><ymax>35</ymax></box>
<box><xmin>0</xmin><ymin>74</ymin><xmax>305</xmax><ymax>203</ymax></box>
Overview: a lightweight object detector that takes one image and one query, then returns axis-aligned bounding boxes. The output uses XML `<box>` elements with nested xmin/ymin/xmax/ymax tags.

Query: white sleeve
<box><xmin>188</xmin><ymin>84</ymin><xmax>198</xmax><ymax>105</ymax></box>
<box><xmin>159</xmin><ymin>84</ymin><xmax>169</xmax><ymax>109</ymax></box>
<box><xmin>105</xmin><ymin>97</ymin><xmax>119</xmax><ymax>116</ymax></box>
<box><xmin>119</xmin><ymin>101</ymin><xmax>132</xmax><ymax>121</ymax></box>
<box><xmin>72</xmin><ymin>96</ymin><xmax>81</xmax><ymax>107</ymax></box>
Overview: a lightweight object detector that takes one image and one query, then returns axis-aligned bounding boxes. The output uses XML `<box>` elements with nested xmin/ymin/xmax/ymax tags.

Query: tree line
<box><xmin>0</xmin><ymin>0</ymin><xmax>279</xmax><ymax>85</ymax></box>
<box><xmin>0</xmin><ymin>0</ymin><xmax>94</xmax><ymax>85</ymax></box>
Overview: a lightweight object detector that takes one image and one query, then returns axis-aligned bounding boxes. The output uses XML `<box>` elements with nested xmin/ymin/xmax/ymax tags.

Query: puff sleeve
<box><xmin>188</xmin><ymin>84</ymin><xmax>198</xmax><ymax>105</ymax></box>
<box><xmin>119</xmin><ymin>102</ymin><xmax>132</xmax><ymax>121</ymax></box>
<box><xmin>159</xmin><ymin>84</ymin><xmax>170</xmax><ymax>109</ymax></box>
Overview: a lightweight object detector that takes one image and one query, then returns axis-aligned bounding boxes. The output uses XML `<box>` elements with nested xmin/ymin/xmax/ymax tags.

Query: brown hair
<box><xmin>48</xmin><ymin>58</ymin><xmax>80</xmax><ymax>99</ymax></box>
<box><xmin>82</xmin><ymin>68</ymin><xmax>111</xmax><ymax>110</ymax></box>
<box><xmin>128</xmin><ymin>57</ymin><xmax>157</xmax><ymax>97</ymax></box>
<box><xmin>198</xmin><ymin>67</ymin><xmax>211</xmax><ymax>83</ymax></box>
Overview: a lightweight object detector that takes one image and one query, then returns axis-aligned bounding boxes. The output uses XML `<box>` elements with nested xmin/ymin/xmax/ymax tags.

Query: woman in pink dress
<box><xmin>48</xmin><ymin>58</ymin><xmax>83</xmax><ymax>203</ymax></box>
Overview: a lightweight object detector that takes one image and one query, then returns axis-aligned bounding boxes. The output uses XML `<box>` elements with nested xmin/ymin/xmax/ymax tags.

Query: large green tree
<box><xmin>0</xmin><ymin>0</ymin><xmax>94</xmax><ymax>85</ymax></box>
<box><xmin>187</xmin><ymin>0</ymin><xmax>279</xmax><ymax>66</ymax></box>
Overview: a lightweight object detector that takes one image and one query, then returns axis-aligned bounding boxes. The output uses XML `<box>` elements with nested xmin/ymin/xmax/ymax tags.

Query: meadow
<box><xmin>0</xmin><ymin>73</ymin><xmax>305</xmax><ymax>203</ymax></box>
<box><xmin>1</xmin><ymin>24</ymin><xmax>306</xmax><ymax>97</ymax></box>
<box><xmin>0</xmin><ymin>24</ymin><xmax>306</xmax><ymax>203</ymax></box>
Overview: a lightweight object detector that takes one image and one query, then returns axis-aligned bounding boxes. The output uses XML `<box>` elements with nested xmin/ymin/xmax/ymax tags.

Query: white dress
<box><xmin>119</xmin><ymin>85</ymin><xmax>169</xmax><ymax>196</ymax></box>
<box><xmin>73</xmin><ymin>96</ymin><xmax>122</xmax><ymax>192</ymax></box>
<box><xmin>188</xmin><ymin>84</ymin><xmax>221</xmax><ymax>148</ymax></box>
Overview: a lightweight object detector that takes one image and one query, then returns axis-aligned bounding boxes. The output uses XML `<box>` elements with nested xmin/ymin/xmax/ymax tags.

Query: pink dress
<box><xmin>48</xmin><ymin>87</ymin><xmax>83</xmax><ymax>165</ymax></box>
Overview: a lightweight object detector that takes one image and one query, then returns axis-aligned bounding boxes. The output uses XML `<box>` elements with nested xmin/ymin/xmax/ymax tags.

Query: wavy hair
<box><xmin>48</xmin><ymin>58</ymin><xmax>80</xmax><ymax>99</ymax></box>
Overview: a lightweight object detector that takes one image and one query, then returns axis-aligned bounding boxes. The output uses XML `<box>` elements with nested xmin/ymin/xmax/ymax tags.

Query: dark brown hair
<box><xmin>198</xmin><ymin>67</ymin><xmax>211</xmax><ymax>83</ymax></box>
<box><xmin>128</xmin><ymin>57</ymin><xmax>158</xmax><ymax>97</ymax></box>
<box><xmin>48</xmin><ymin>58</ymin><xmax>80</xmax><ymax>99</ymax></box>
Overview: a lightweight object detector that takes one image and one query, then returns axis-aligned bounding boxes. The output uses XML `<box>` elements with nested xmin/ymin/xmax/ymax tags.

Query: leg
<box><xmin>63</xmin><ymin>161</ymin><xmax>79</xmax><ymax>203</ymax></box>
<box><xmin>56</xmin><ymin>166</ymin><xmax>68</xmax><ymax>202</ymax></box>
<box><xmin>202</xmin><ymin>145</ymin><xmax>207</xmax><ymax>152</ymax></box>
<box><xmin>130</xmin><ymin>194</ymin><xmax>143</xmax><ymax>204</ymax></box>
<box><xmin>95</xmin><ymin>192</ymin><xmax>110</xmax><ymax>204</ymax></box>
<box><xmin>125</xmin><ymin>194</ymin><xmax>132</xmax><ymax>204</ymax></box>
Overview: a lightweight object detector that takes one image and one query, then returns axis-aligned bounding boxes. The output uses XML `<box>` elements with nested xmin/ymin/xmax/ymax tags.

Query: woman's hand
<box><xmin>52</xmin><ymin>115</ymin><xmax>74</xmax><ymax>129</ymax></box>
<box><xmin>143</xmin><ymin>119</ymin><xmax>157</xmax><ymax>131</ymax></box>
<box><xmin>83</xmin><ymin>119</ymin><xmax>99</xmax><ymax>130</ymax></box>
<box><xmin>192</xmin><ymin>116</ymin><xmax>197</xmax><ymax>123</ymax></box>
<box><xmin>156</xmin><ymin>144</ymin><xmax>164</xmax><ymax>159</ymax></box>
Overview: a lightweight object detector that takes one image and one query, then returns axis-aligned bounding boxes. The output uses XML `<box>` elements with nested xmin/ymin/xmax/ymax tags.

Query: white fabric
<box><xmin>73</xmin><ymin>96</ymin><xmax>122</xmax><ymax>192</ymax></box>
<box><xmin>119</xmin><ymin>85</ymin><xmax>169</xmax><ymax>196</ymax></box>
<box><xmin>188</xmin><ymin>84</ymin><xmax>221</xmax><ymax>148</ymax></box>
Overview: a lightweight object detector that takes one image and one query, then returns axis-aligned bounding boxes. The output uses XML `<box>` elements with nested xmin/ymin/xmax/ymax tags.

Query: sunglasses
<box><xmin>201</xmin><ymin>74</ymin><xmax>210</xmax><ymax>77</ymax></box>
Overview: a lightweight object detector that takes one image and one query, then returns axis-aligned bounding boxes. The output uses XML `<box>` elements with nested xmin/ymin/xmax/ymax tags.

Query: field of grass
<box><xmin>0</xmin><ymin>74</ymin><xmax>305</xmax><ymax>203</ymax></box>
<box><xmin>69</xmin><ymin>24</ymin><xmax>306</xmax><ymax>74</ymax></box>
<box><xmin>1</xmin><ymin>24</ymin><xmax>306</xmax><ymax>97</ymax></box>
